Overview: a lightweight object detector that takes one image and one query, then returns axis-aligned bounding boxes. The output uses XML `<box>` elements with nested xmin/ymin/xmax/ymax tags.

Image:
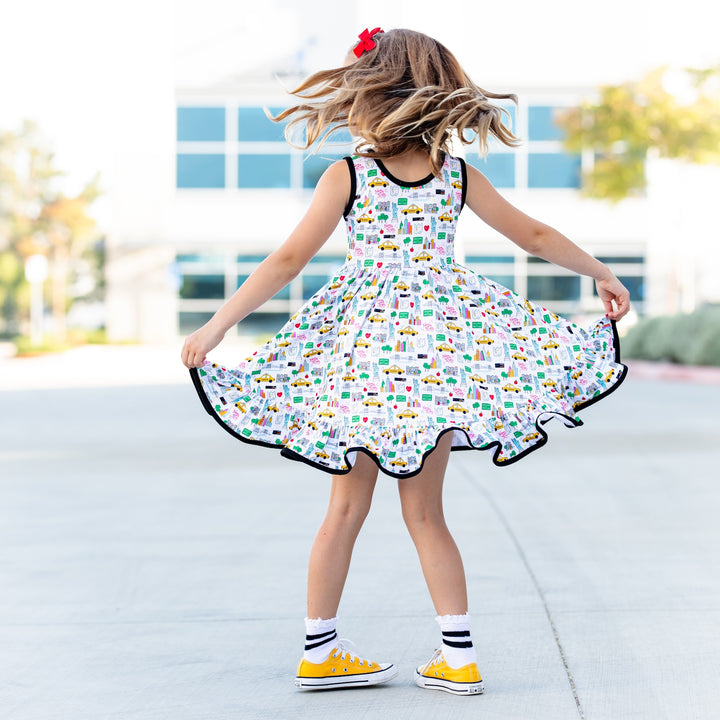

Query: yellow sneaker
<box><xmin>295</xmin><ymin>640</ymin><xmax>398</xmax><ymax>690</ymax></box>
<box><xmin>415</xmin><ymin>649</ymin><xmax>484</xmax><ymax>695</ymax></box>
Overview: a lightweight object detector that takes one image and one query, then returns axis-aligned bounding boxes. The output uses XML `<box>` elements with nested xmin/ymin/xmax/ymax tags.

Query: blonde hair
<box><xmin>271</xmin><ymin>28</ymin><xmax>520</xmax><ymax>176</ymax></box>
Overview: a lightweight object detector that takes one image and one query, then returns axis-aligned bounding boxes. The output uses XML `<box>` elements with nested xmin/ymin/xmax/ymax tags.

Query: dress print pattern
<box><xmin>190</xmin><ymin>154</ymin><xmax>627</xmax><ymax>477</ymax></box>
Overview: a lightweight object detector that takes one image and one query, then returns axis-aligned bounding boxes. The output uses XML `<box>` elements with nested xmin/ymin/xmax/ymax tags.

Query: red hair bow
<box><xmin>353</xmin><ymin>27</ymin><xmax>383</xmax><ymax>58</ymax></box>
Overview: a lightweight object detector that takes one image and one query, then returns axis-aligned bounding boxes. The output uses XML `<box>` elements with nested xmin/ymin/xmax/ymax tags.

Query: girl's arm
<box><xmin>181</xmin><ymin>160</ymin><xmax>350</xmax><ymax>368</ymax></box>
<box><xmin>463</xmin><ymin>163</ymin><xmax>630</xmax><ymax>321</ymax></box>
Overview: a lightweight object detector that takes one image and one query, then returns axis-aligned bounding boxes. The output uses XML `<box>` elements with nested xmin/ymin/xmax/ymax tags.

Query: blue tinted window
<box><xmin>237</xmin><ymin>254</ymin><xmax>269</xmax><ymax>264</ymax></box>
<box><xmin>528</xmin><ymin>106</ymin><xmax>569</xmax><ymax>141</ymax></box>
<box><xmin>238</xmin><ymin>107</ymin><xmax>286</xmax><ymax>142</ymax></box>
<box><xmin>528</xmin><ymin>276</ymin><xmax>580</xmax><ymax>301</ymax></box>
<box><xmin>179</xmin><ymin>274</ymin><xmax>225</xmax><ymax>299</ymax></box>
<box><xmin>466</xmin><ymin>255</ymin><xmax>514</xmax><ymax>264</ymax></box>
<box><xmin>467</xmin><ymin>153</ymin><xmax>515</xmax><ymax>188</ymax></box>
<box><xmin>237</xmin><ymin>154</ymin><xmax>291</xmax><ymax>188</ymax></box>
<box><xmin>177</xmin><ymin>154</ymin><xmax>225</xmax><ymax>189</ymax></box>
<box><xmin>303</xmin><ymin>154</ymin><xmax>343</xmax><ymax>188</ymax></box>
<box><xmin>528</xmin><ymin>153</ymin><xmax>581</xmax><ymax>188</ymax></box>
<box><xmin>177</xmin><ymin>253</ymin><xmax>225</xmax><ymax>265</ymax></box>
<box><xmin>597</xmin><ymin>256</ymin><xmax>645</xmax><ymax>264</ymax></box>
<box><xmin>177</xmin><ymin>107</ymin><xmax>225</xmax><ymax>142</ymax></box>
<box><xmin>486</xmin><ymin>275</ymin><xmax>515</xmax><ymax>291</ymax></box>
<box><xmin>303</xmin><ymin>274</ymin><xmax>331</xmax><ymax>297</ymax></box>
<box><xmin>179</xmin><ymin>311</ymin><xmax>217</xmax><ymax>334</ymax></box>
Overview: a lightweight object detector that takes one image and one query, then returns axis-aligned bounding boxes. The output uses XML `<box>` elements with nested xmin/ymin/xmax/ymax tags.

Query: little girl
<box><xmin>181</xmin><ymin>28</ymin><xmax>630</xmax><ymax>695</ymax></box>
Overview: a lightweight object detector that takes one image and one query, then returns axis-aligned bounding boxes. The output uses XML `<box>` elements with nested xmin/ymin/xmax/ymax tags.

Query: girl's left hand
<box><xmin>181</xmin><ymin>321</ymin><xmax>226</xmax><ymax>368</ymax></box>
<box><xmin>595</xmin><ymin>272</ymin><xmax>631</xmax><ymax>321</ymax></box>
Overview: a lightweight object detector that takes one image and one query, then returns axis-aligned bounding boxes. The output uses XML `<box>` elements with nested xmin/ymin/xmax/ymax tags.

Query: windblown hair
<box><xmin>271</xmin><ymin>28</ymin><xmax>520</xmax><ymax>176</ymax></box>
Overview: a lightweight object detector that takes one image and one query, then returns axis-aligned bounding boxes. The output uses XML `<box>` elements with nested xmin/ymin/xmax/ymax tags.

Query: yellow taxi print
<box><xmin>357</xmin><ymin>213</ymin><xmax>373</xmax><ymax>223</ymax></box>
<box><xmin>291</xmin><ymin>378</ymin><xmax>311</xmax><ymax>387</ymax></box>
<box><xmin>378</xmin><ymin>240</ymin><xmax>399</xmax><ymax>251</ymax></box>
<box><xmin>368</xmin><ymin>177</ymin><xmax>389</xmax><ymax>187</ymax></box>
<box><xmin>383</xmin><ymin>365</ymin><xmax>405</xmax><ymax>375</ymax></box>
<box><xmin>412</xmin><ymin>251</ymin><xmax>433</xmax><ymax>263</ymax></box>
<box><xmin>363</xmin><ymin>398</ymin><xmax>383</xmax><ymax>407</ymax></box>
<box><xmin>438</xmin><ymin>212</ymin><xmax>454</xmax><ymax>222</ymax></box>
<box><xmin>254</xmin><ymin>373</ymin><xmax>275</xmax><ymax>383</ymax></box>
<box><xmin>399</xmin><ymin>326</ymin><xmax>418</xmax><ymax>336</ymax></box>
<box><xmin>502</xmin><ymin>384</ymin><xmax>521</xmax><ymax>393</ymax></box>
<box><xmin>448</xmin><ymin>404</ymin><xmax>469</xmax><ymax>414</ymax></box>
<box><xmin>422</xmin><ymin>375</ymin><xmax>443</xmax><ymax>385</ymax></box>
<box><xmin>400</xmin><ymin>204</ymin><xmax>423</xmax><ymax>215</ymax></box>
<box><xmin>397</xmin><ymin>410</ymin><xmax>418</xmax><ymax>419</ymax></box>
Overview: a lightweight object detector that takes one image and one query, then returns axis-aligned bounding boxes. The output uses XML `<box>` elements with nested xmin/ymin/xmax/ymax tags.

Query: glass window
<box><xmin>528</xmin><ymin>153</ymin><xmax>581</xmax><ymax>189</ymax></box>
<box><xmin>485</xmin><ymin>274</ymin><xmax>515</xmax><ymax>291</ymax></box>
<box><xmin>177</xmin><ymin>107</ymin><xmax>225</xmax><ymax>142</ymax></box>
<box><xmin>179</xmin><ymin>311</ymin><xmax>217</xmax><ymax>334</ymax></box>
<box><xmin>528</xmin><ymin>276</ymin><xmax>580</xmax><ymax>301</ymax></box>
<box><xmin>177</xmin><ymin>253</ymin><xmax>225</xmax><ymax>265</ymax></box>
<box><xmin>528</xmin><ymin>106</ymin><xmax>569</xmax><ymax>141</ymax></box>
<box><xmin>303</xmin><ymin>154</ymin><xmax>341</xmax><ymax>189</ymax></box>
<box><xmin>303</xmin><ymin>273</ymin><xmax>331</xmax><ymax>297</ymax></box>
<box><xmin>177</xmin><ymin>154</ymin><xmax>225</xmax><ymax>189</ymax></box>
<box><xmin>596</xmin><ymin>256</ymin><xmax>645</xmax><ymax>264</ymax></box>
<box><xmin>466</xmin><ymin>255</ymin><xmax>514</xmax><ymax>264</ymax></box>
<box><xmin>238</xmin><ymin>107</ymin><xmax>287</xmax><ymax>142</ymax></box>
<box><xmin>179</xmin><ymin>274</ymin><xmax>225</xmax><ymax>299</ymax></box>
<box><xmin>237</xmin><ymin>254</ymin><xmax>269</xmax><ymax>264</ymax></box>
<box><xmin>237</xmin><ymin>154</ymin><xmax>291</xmax><ymax>188</ymax></box>
<box><xmin>466</xmin><ymin>153</ymin><xmax>515</xmax><ymax>188</ymax></box>
<box><xmin>238</xmin><ymin>312</ymin><xmax>292</xmax><ymax>337</ymax></box>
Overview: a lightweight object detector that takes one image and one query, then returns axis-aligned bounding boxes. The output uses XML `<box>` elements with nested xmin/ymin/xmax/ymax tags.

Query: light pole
<box><xmin>24</xmin><ymin>254</ymin><xmax>48</xmax><ymax>347</ymax></box>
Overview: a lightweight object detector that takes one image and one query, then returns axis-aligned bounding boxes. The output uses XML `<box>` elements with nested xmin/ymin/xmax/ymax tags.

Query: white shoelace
<box><xmin>332</xmin><ymin>639</ymin><xmax>373</xmax><ymax>667</ymax></box>
<box><xmin>421</xmin><ymin>648</ymin><xmax>444</xmax><ymax>671</ymax></box>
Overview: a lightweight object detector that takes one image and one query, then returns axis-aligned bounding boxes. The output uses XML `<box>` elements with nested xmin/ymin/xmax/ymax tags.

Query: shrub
<box><xmin>622</xmin><ymin>307</ymin><xmax>720</xmax><ymax>366</ymax></box>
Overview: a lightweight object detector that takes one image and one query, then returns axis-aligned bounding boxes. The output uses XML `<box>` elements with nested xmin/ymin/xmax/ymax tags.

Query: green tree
<box><xmin>558</xmin><ymin>65</ymin><xmax>720</xmax><ymax>201</ymax></box>
<box><xmin>0</xmin><ymin>119</ymin><xmax>102</xmax><ymax>340</ymax></box>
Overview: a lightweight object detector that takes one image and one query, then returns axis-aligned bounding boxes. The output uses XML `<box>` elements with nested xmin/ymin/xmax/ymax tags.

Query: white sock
<box><xmin>436</xmin><ymin>613</ymin><xmax>477</xmax><ymax>669</ymax></box>
<box><xmin>303</xmin><ymin>616</ymin><xmax>338</xmax><ymax>663</ymax></box>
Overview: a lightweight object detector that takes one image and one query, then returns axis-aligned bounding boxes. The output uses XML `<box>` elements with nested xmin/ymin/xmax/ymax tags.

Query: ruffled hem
<box><xmin>189</xmin><ymin>320</ymin><xmax>627</xmax><ymax>478</ymax></box>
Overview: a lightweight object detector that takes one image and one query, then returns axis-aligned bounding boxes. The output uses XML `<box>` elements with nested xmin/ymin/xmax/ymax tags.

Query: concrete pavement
<box><xmin>1</xmin><ymin>348</ymin><xmax>719</xmax><ymax>719</ymax></box>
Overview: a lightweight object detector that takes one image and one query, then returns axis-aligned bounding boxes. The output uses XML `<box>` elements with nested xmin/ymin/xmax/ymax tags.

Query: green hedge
<box><xmin>621</xmin><ymin>307</ymin><xmax>720</xmax><ymax>366</ymax></box>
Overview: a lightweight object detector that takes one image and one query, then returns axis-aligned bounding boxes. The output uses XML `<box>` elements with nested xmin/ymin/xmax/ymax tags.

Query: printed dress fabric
<box><xmin>190</xmin><ymin>154</ymin><xmax>627</xmax><ymax>478</ymax></box>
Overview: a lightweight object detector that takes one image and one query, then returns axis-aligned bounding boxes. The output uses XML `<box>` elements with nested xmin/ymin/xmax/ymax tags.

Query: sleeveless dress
<box><xmin>190</xmin><ymin>154</ymin><xmax>627</xmax><ymax>478</ymax></box>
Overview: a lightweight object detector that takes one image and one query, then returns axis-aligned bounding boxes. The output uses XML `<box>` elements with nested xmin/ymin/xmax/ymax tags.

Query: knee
<box><xmin>400</xmin><ymin>499</ymin><xmax>445</xmax><ymax>535</ymax></box>
<box><xmin>327</xmin><ymin>495</ymin><xmax>372</xmax><ymax>529</ymax></box>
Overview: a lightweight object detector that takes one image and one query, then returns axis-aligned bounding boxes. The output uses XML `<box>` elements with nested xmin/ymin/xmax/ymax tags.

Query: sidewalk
<box><xmin>1</xmin><ymin>351</ymin><xmax>719</xmax><ymax>719</ymax></box>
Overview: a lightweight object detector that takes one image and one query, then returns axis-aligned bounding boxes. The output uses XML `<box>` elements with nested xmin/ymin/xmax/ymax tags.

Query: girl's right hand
<box><xmin>594</xmin><ymin>271</ymin><xmax>631</xmax><ymax>322</ymax></box>
<box><xmin>181</xmin><ymin>321</ymin><xmax>226</xmax><ymax>369</ymax></box>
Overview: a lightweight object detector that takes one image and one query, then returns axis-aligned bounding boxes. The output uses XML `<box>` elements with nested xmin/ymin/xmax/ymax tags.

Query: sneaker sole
<box><xmin>414</xmin><ymin>670</ymin><xmax>484</xmax><ymax>695</ymax></box>
<box><xmin>296</xmin><ymin>665</ymin><xmax>399</xmax><ymax>690</ymax></box>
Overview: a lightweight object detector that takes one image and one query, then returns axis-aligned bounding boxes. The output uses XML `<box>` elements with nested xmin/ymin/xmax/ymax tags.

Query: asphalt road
<box><xmin>1</xmin><ymin>359</ymin><xmax>719</xmax><ymax>720</ymax></box>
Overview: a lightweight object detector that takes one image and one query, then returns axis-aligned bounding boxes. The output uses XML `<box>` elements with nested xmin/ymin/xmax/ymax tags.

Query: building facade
<box><xmin>107</xmin><ymin>77</ymin><xmax>658</xmax><ymax>343</ymax></box>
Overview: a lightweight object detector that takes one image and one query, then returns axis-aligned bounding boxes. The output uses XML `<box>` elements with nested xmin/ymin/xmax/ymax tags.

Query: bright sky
<box><xmin>1</xmin><ymin>0</ymin><xmax>719</xmax><ymax>225</ymax></box>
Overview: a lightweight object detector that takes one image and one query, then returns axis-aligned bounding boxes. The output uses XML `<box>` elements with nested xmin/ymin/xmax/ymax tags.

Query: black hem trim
<box><xmin>374</xmin><ymin>157</ymin><xmax>436</xmax><ymax>188</ymax></box>
<box><xmin>458</xmin><ymin>157</ymin><xmax>468</xmax><ymax>211</ymax></box>
<box><xmin>342</xmin><ymin>156</ymin><xmax>356</xmax><ymax>219</ymax></box>
<box><xmin>189</xmin><ymin>319</ymin><xmax>628</xmax><ymax>476</ymax></box>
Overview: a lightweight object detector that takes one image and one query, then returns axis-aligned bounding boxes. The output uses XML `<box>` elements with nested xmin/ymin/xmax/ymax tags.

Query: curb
<box><xmin>625</xmin><ymin>360</ymin><xmax>720</xmax><ymax>385</ymax></box>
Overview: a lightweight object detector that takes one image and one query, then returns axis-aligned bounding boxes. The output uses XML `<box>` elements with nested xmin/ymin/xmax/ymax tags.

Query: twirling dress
<box><xmin>190</xmin><ymin>154</ymin><xmax>627</xmax><ymax>478</ymax></box>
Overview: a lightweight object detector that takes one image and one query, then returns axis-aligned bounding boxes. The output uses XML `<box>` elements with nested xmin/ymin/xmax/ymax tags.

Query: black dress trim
<box><xmin>458</xmin><ymin>157</ymin><xmax>468</xmax><ymax>211</ymax></box>
<box><xmin>188</xmin><ymin>320</ymin><xmax>628</xmax><ymax>478</ymax></box>
<box><xmin>374</xmin><ymin>158</ymin><xmax>436</xmax><ymax>188</ymax></box>
<box><xmin>342</xmin><ymin>156</ymin><xmax>356</xmax><ymax>219</ymax></box>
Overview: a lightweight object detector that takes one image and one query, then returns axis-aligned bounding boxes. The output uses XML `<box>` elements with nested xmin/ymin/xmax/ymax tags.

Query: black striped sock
<box><xmin>442</xmin><ymin>629</ymin><xmax>473</xmax><ymax>649</ymax></box>
<box><xmin>303</xmin><ymin>629</ymin><xmax>338</xmax><ymax>662</ymax></box>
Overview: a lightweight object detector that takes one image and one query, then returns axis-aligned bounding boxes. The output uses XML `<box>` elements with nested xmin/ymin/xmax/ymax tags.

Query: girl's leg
<box><xmin>397</xmin><ymin>431</ymin><xmax>467</xmax><ymax>615</ymax></box>
<box><xmin>306</xmin><ymin>451</ymin><xmax>379</xmax><ymax>619</ymax></box>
